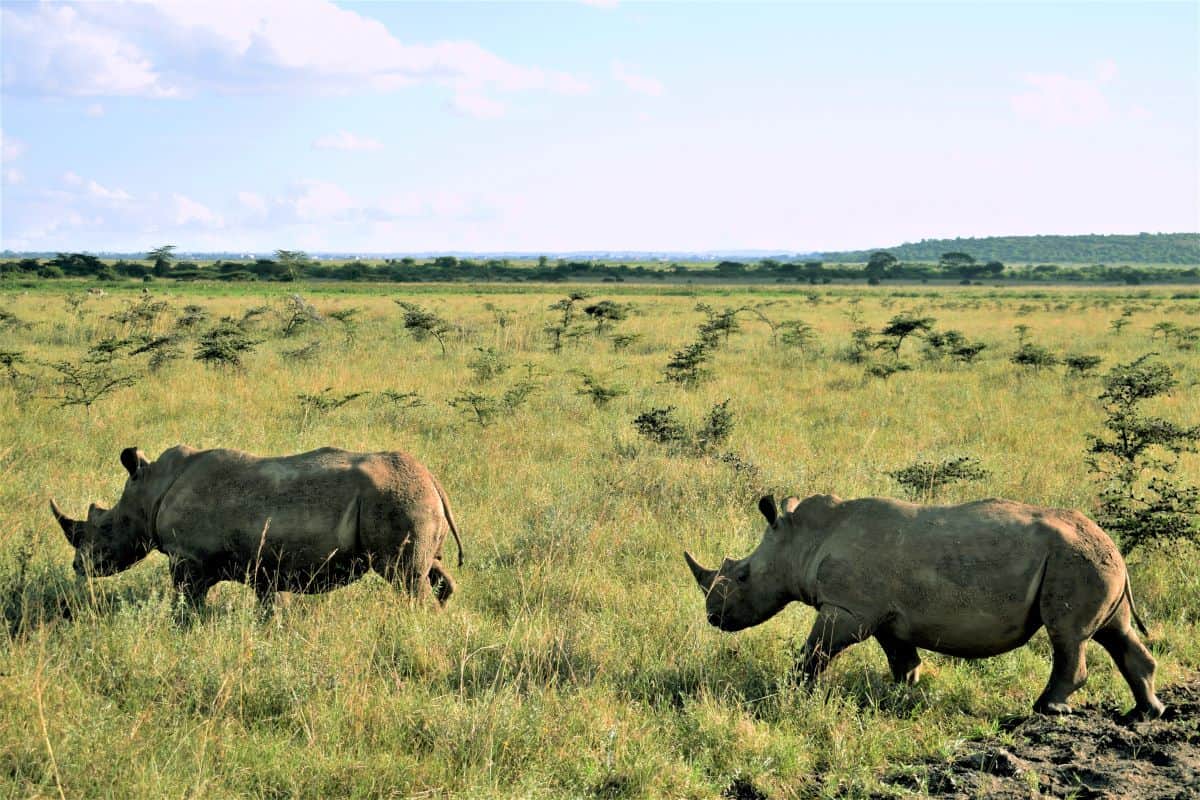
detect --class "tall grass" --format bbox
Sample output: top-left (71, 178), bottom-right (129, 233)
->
top-left (1, 282), bottom-right (1197, 798)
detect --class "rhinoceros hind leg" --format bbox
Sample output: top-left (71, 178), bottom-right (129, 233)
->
top-left (1093, 609), bottom-right (1165, 721)
top-left (794, 605), bottom-right (871, 684)
top-left (875, 630), bottom-right (921, 685)
top-left (1033, 634), bottom-right (1088, 716)
top-left (428, 560), bottom-right (455, 607)
top-left (379, 556), bottom-right (432, 603)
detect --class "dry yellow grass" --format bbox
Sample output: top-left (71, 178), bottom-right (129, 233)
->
top-left (1, 280), bottom-right (1197, 798)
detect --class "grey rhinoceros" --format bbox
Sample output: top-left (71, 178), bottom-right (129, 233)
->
top-left (685, 494), bottom-right (1164, 720)
top-left (51, 445), bottom-right (463, 609)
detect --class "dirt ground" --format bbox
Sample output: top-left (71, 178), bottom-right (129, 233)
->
top-left (721, 679), bottom-right (1200, 799)
top-left (876, 679), bottom-right (1200, 799)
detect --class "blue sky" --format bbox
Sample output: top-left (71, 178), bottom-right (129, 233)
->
top-left (1, 1), bottom-right (1196, 254)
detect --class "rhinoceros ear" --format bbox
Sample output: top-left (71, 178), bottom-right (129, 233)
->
top-left (120, 447), bottom-right (150, 480)
top-left (781, 496), bottom-right (801, 515)
top-left (758, 495), bottom-right (778, 526)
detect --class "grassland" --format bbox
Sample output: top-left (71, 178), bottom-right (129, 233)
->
top-left (1, 280), bottom-right (1198, 798)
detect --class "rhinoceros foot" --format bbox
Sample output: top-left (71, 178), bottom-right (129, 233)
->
top-left (1119, 699), bottom-right (1167, 724)
top-left (1033, 700), bottom-right (1074, 716)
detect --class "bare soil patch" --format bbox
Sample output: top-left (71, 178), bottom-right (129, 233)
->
top-left (877, 678), bottom-right (1200, 798)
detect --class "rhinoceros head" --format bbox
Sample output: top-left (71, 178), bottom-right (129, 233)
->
top-left (51, 447), bottom-right (157, 576)
top-left (684, 495), bottom-right (799, 632)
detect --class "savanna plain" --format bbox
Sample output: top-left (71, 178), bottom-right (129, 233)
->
top-left (1, 280), bottom-right (1198, 799)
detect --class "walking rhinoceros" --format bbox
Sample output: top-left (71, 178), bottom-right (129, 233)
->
top-left (684, 494), bottom-right (1164, 720)
top-left (52, 445), bottom-right (463, 610)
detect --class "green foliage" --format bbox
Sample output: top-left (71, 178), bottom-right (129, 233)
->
top-left (633, 400), bottom-right (734, 456)
top-left (108, 293), bottom-right (170, 332)
top-left (1087, 355), bottom-right (1200, 552)
top-left (297, 388), bottom-right (369, 430)
top-left (467, 347), bottom-right (511, 383)
top-left (575, 373), bottom-right (628, 407)
top-left (631, 406), bottom-right (689, 446)
top-left (41, 339), bottom-right (141, 410)
top-left (1064, 354), bottom-right (1104, 376)
top-left (326, 307), bottom-right (361, 344)
top-left (281, 340), bottom-right (322, 363)
top-left (888, 456), bottom-right (990, 502)
top-left (583, 300), bottom-right (629, 333)
top-left (695, 303), bottom-right (743, 347)
top-left (820, 232), bottom-right (1200, 265)
top-left (876, 313), bottom-right (935, 357)
top-left (663, 340), bottom-right (714, 387)
top-left (195, 320), bottom-right (260, 368)
top-left (1011, 342), bottom-right (1060, 370)
top-left (146, 244), bottom-right (176, 277)
top-left (278, 293), bottom-right (323, 337)
top-left (778, 320), bottom-right (817, 352)
top-left (450, 370), bottom-right (541, 427)
top-left (866, 361), bottom-right (912, 380)
top-left (397, 301), bottom-right (452, 355)
top-left (695, 399), bottom-right (734, 453)
top-left (128, 333), bottom-right (185, 372)
top-left (175, 304), bottom-right (210, 330)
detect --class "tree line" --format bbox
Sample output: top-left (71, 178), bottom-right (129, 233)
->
top-left (3, 245), bottom-right (1199, 285)
top-left (820, 233), bottom-right (1200, 265)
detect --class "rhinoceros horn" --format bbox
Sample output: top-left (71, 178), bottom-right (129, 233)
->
top-left (50, 498), bottom-right (85, 547)
top-left (684, 550), bottom-right (717, 592)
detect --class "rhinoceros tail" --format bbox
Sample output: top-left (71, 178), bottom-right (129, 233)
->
top-left (1124, 573), bottom-right (1149, 638)
top-left (432, 473), bottom-right (463, 568)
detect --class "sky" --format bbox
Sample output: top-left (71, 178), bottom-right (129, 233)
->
top-left (0, 0), bottom-right (1197, 255)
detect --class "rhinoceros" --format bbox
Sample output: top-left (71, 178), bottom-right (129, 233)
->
top-left (684, 494), bottom-right (1164, 720)
top-left (51, 445), bottom-right (463, 610)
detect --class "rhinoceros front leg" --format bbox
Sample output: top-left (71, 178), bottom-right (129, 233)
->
top-left (874, 629), bottom-right (922, 685)
top-left (794, 605), bottom-right (872, 684)
top-left (170, 557), bottom-right (214, 613)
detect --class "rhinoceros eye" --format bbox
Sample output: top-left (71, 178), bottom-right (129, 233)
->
top-left (736, 569), bottom-right (749, 584)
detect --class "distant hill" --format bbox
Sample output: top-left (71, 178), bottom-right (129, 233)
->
top-left (818, 233), bottom-right (1200, 265)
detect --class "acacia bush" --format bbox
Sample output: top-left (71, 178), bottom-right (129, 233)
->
top-left (1087, 355), bottom-right (1200, 552)
top-left (888, 456), bottom-right (989, 502)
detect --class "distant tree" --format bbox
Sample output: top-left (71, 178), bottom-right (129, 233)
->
top-left (876, 312), bottom-right (935, 357)
top-left (146, 245), bottom-right (176, 277)
top-left (274, 250), bottom-right (312, 281)
top-left (864, 252), bottom-right (897, 284)
top-left (583, 300), bottom-right (628, 334)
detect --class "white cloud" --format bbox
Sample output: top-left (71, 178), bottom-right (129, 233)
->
top-left (611, 61), bottom-right (664, 97)
top-left (87, 179), bottom-right (132, 202)
top-left (1, 4), bottom-right (177, 97)
top-left (173, 193), bottom-right (222, 226)
top-left (4, 167), bottom-right (24, 185)
top-left (60, 170), bottom-right (131, 201)
top-left (313, 130), bottom-right (384, 151)
top-left (290, 180), bottom-right (357, 222)
top-left (238, 190), bottom-right (268, 214)
top-left (449, 92), bottom-right (505, 119)
top-left (1011, 61), bottom-right (1118, 126)
top-left (86, 103), bottom-right (105, 117)
top-left (1, 129), bottom-right (25, 161)
top-left (581, 0), bottom-right (620, 8)
top-left (1011, 74), bottom-right (1109, 125)
top-left (2, 1), bottom-right (588, 105)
